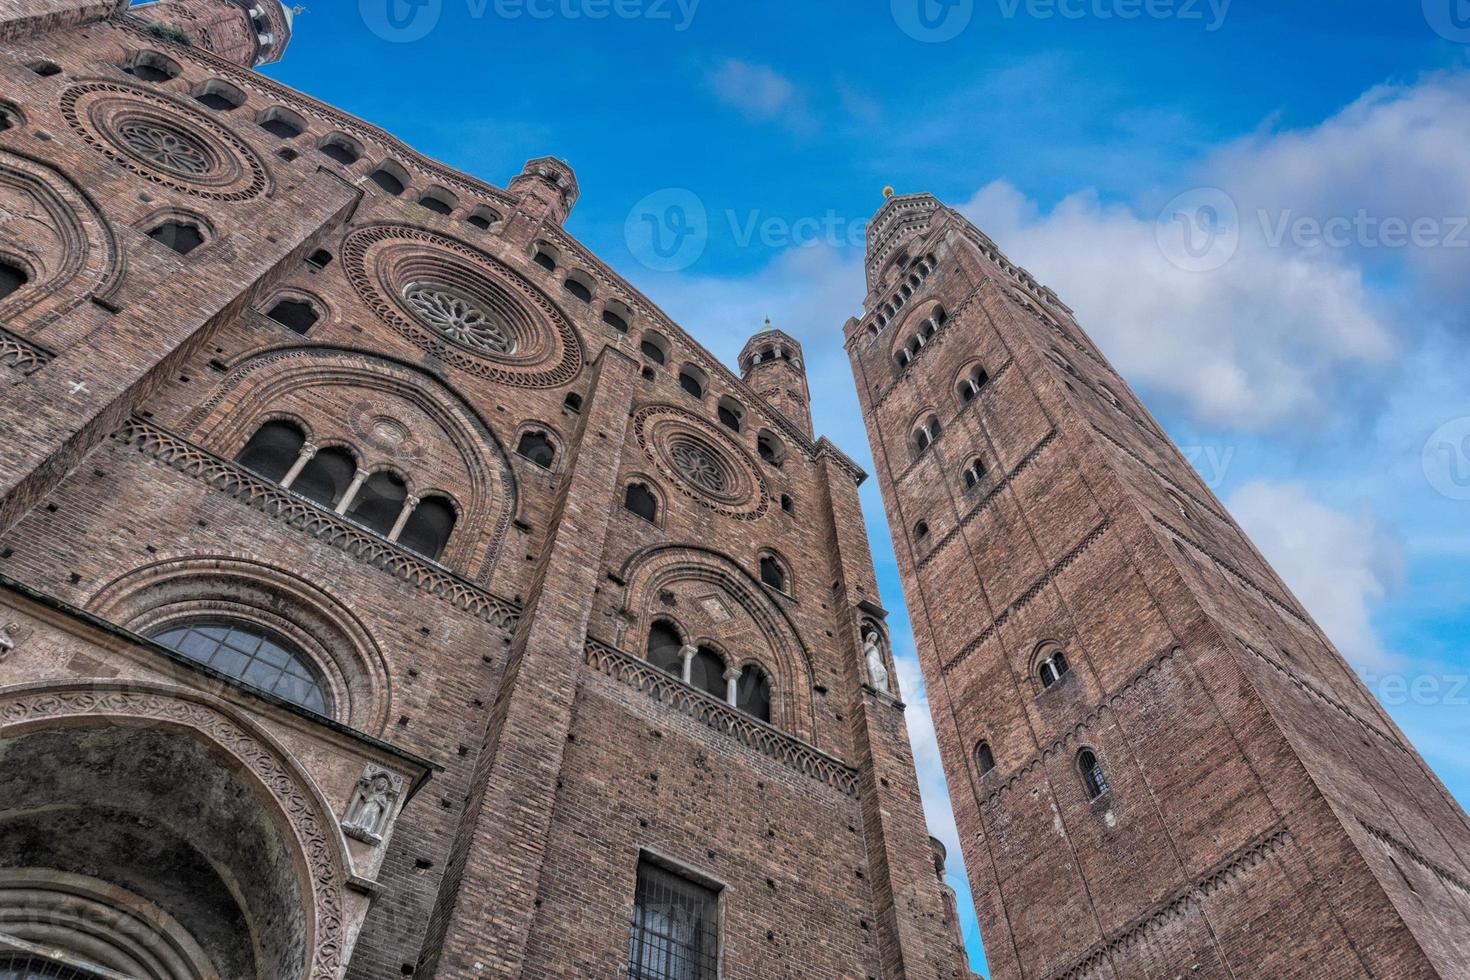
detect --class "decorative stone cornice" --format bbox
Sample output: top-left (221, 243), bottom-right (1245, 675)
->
top-left (584, 638), bottom-right (859, 796)
top-left (1361, 820), bottom-right (1470, 898)
top-left (113, 417), bottom-right (521, 630)
top-left (941, 520), bottom-right (1111, 676)
top-left (0, 326), bottom-right (52, 376)
top-left (1043, 825), bottom-right (1294, 980)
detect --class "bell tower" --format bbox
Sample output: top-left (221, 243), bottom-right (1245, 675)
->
top-left (740, 320), bottom-right (812, 437)
top-left (129, 0), bottom-right (294, 67)
top-left (847, 190), bottom-right (1470, 979)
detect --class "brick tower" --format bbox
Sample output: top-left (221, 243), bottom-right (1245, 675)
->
top-left (130, 0), bottom-right (294, 66)
top-left (0, 7), bottom-right (974, 979)
top-left (847, 192), bottom-right (1470, 978)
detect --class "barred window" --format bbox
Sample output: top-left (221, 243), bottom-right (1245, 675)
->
top-left (628, 860), bottom-right (720, 980)
top-left (1079, 748), bottom-right (1110, 800)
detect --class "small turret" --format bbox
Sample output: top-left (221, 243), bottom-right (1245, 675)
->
top-left (130, 0), bottom-right (295, 68)
top-left (740, 319), bottom-right (811, 437)
top-left (508, 157), bottom-right (579, 226)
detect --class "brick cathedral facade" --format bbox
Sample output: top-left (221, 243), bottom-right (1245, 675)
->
top-left (1, 4), bottom-right (1467, 980)
top-left (0, 3), bottom-right (975, 978)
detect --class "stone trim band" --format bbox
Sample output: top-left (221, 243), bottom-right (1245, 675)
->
top-left (113, 417), bottom-right (521, 631)
top-left (584, 638), bottom-right (859, 796)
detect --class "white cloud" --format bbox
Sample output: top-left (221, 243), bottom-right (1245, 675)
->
top-left (706, 59), bottom-right (808, 129)
top-left (1227, 480), bottom-right (1405, 670)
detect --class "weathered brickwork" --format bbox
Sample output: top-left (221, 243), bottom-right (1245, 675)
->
top-left (0, 5), bottom-right (971, 979)
top-left (847, 193), bottom-right (1470, 979)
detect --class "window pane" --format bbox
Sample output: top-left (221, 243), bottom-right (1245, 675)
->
top-left (628, 861), bottom-right (719, 980)
top-left (150, 620), bottom-right (327, 714)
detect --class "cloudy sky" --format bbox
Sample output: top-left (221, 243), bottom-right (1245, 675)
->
top-left (261, 1), bottom-right (1470, 971)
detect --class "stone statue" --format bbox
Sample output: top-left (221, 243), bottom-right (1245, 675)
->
top-left (863, 630), bottom-right (890, 694)
top-left (343, 766), bottom-right (401, 844)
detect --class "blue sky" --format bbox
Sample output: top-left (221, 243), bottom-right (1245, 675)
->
top-left (254, 1), bottom-right (1470, 972)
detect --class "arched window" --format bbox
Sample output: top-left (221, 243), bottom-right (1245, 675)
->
top-left (345, 470), bottom-right (408, 536)
top-left (121, 52), bottom-right (179, 82)
top-left (398, 496), bottom-right (456, 561)
top-left (265, 298), bottom-right (318, 334)
top-left (1038, 648), bottom-right (1070, 689)
top-left (292, 446), bottom-right (357, 509)
top-left (1048, 347), bottom-right (1078, 377)
top-left (195, 81), bottom-right (244, 111)
top-left (647, 621), bottom-right (684, 676)
top-left (736, 664), bottom-right (771, 722)
top-left (640, 331), bottom-right (669, 365)
top-left (625, 482), bottom-right (658, 523)
top-left (319, 134), bottom-right (362, 165)
top-left (150, 620), bottom-right (327, 713)
top-left (780, 494), bottom-right (794, 515)
top-left (466, 206), bottom-right (500, 231)
top-left (148, 221), bottom-right (204, 255)
top-left (601, 306), bottom-right (629, 333)
top-left (516, 431), bottom-right (556, 469)
top-left (759, 554), bottom-right (787, 592)
top-left (717, 398), bottom-right (744, 433)
top-left (259, 108), bottom-right (305, 140)
top-left (963, 458), bottom-right (986, 489)
top-left (306, 249), bottom-right (333, 269)
top-left (1166, 490), bottom-right (1191, 522)
top-left (913, 415), bottom-right (940, 455)
top-left (563, 275), bottom-right (593, 303)
top-left (563, 392), bottom-right (583, 413)
top-left (368, 164), bottom-right (407, 196)
top-left (418, 189), bottom-right (456, 215)
top-left (914, 520), bottom-right (930, 541)
top-left (533, 245), bottom-right (557, 271)
top-left (0, 261), bottom-right (26, 300)
top-left (1078, 749), bottom-right (1110, 800)
top-left (957, 365), bottom-right (989, 404)
top-left (234, 420), bottom-right (306, 482)
top-left (678, 364), bottom-right (707, 399)
top-left (976, 741), bottom-right (996, 775)
top-left (757, 431), bottom-right (785, 467)
top-left (26, 60), bottom-right (62, 77)
top-left (688, 646), bottom-right (726, 699)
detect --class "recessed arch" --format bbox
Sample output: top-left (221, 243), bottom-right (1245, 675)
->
top-left (184, 346), bottom-right (517, 582)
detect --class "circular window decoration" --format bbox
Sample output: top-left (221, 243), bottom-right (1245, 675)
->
top-left (343, 224), bottom-right (583, 388)
top-left (635, 404), bottom-right (769, 520)
top-left (404, 281), bottom-right (515, 354)
top-left (60, 81), bottom-right (268, 201)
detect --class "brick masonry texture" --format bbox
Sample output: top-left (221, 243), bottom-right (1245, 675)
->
top-left (846, 194), bottom-right (1470, 979)
top-left (0, 5), bottom-right (973, 979)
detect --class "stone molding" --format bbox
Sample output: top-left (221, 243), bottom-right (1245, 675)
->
top-left (113, 417), bottom-right (521, 631)
top-left (1235, 638), bottom-right (1406, 754)
top-left (942, 520), bottom-right (1111, 676)
top-left (1361, 820), bottom-right (1470, 899)
top-left (584, 638), bottom-right (858, 796)
top-left (914, 421), bottom-right (1049, 570)
top-left (1156, 515), bottom-right (1309, 628)
top-left (0, 681), bottom-right (350, 980)
top-left (1042, 825), bottom-right (1294, 980)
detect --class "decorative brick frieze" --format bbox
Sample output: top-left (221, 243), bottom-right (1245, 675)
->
top-left (1157, 514), bottom-right (1309, 627)
top-left (0, 326), bottom-right (52, 376)
top-left (113, 417), bottom-right (521, 630)
top-left (584, 638), bottom-right (859, 796)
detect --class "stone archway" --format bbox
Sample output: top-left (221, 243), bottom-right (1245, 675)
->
top-left (0, 682), bottom-right (351, 979)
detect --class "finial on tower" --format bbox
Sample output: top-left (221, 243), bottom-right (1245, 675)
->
top-left (883, 185), bottom-right (895, 199)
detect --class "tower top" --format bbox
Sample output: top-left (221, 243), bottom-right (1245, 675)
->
top-left (739, 322), bottom-right (804, 373)
top-left (864, 192), bottom-right (942, 288)
top-left (131, 0), bottom-right (295, 67)
top-left (508, 156), bottom-right (579, 225)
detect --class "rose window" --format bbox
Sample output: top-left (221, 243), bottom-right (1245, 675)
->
top-left (670, 440), bottom-right (729, 495)
top-left (403, 282), bottom-right (515, 354)
top-left (118, 121), bottom-right (210, 175)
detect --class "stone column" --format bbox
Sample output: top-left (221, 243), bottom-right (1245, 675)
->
top-left (279, 442), bottom-right (317, 490)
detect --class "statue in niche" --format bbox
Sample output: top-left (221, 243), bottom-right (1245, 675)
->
top-left (343, 765), bottom-right (401, 844)
top-left (0, 623), bottom-right (28, 662)
top-left (863, 629), bottom-right (891, 694)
